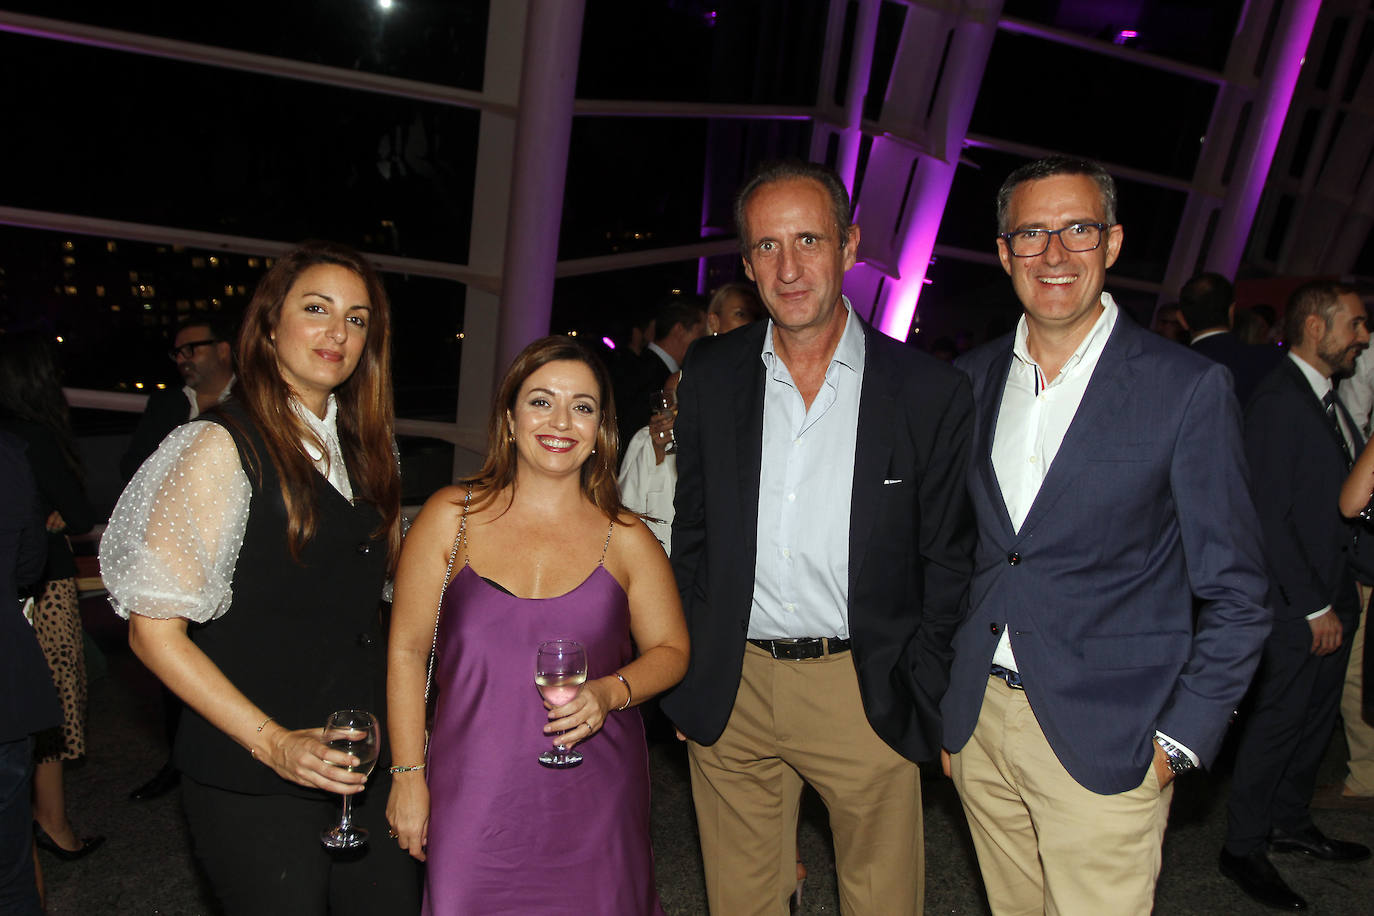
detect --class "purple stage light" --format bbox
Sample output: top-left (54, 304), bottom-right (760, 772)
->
top-left (601, 337), bottom-right (616, 350)
top-left (1113, 29), bottom-right (1138, 45)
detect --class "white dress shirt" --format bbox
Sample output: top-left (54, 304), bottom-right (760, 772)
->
top-left (748, 302), bottom-right (864, 640)
top-left (990, 294), bottom-right (1118, 670)
top-left (645, 341), bottom-right (680, 375)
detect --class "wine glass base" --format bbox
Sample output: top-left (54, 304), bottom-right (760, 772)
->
top-left (538, 748), bottom-right (584, 768)
top-left (320, 826), bottom-right (370, 849)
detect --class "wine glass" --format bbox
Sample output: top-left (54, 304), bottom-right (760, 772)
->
top-left (651, 389), bottom-right (678, 454)
top-left (535, 640), bottom-right (588, 768)
top-left (319, 709), bottom-right (380, 849)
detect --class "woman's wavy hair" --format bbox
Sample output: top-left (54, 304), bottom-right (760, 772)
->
top-left (230, 240), bottom-right (401, 569)
top-left (0, 331), bottom-right (83, 482)
top-left (461, 336), bottom-right (627, 521)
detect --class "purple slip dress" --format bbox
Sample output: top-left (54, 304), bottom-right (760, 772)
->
top-left (421, 517), bottom-right (664, 916)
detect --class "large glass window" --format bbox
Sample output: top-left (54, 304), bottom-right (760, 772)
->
top-left (0, 224), bottom-right (462, 417)
top-left (0, 32), bottom-right (480, 262)
top-left (578, 0), bottom-right (829, 105)
top-left (1, 0), bottom-right (489, 90)
top-left (971, 32), bottom-right (1217, 180)
top-left (1000, 0), bottom-right (1245, 71)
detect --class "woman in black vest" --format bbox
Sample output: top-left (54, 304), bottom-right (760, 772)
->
top-left (101, 241), bottom-right (420, 915)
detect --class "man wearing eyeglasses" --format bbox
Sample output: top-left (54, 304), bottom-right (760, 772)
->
top-left (939, 156), bottom-right (1270, 914)
top-left (119, 317), bottom-right (236, 482)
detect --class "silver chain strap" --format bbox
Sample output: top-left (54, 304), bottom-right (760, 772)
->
top-left (423, 485), bottom-right (471, 711)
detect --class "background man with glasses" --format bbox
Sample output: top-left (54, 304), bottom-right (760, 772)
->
top-left (119, 316), bottom-right (236, 482)
top-left (940, 156), bottom-right (1270, 914)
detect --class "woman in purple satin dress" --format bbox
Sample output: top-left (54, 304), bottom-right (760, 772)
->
top-left (385, 337), bottom-right (688, 915)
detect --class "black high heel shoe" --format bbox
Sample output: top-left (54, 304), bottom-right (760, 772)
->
top-left (33, 823), bottom-right (105, 861)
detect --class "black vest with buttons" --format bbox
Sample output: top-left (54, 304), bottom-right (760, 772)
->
top-left (173, 401), bottom-right (390, 797)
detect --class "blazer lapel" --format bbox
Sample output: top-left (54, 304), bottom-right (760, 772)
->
top-left (848, 324), bottom-right (895, 593)
top-left (1014, 317), bottom-right (1138, 540)
top-left (973, 344), bottom-right (1017, 541)
top-left (734, 326), bottom-right (767, 565)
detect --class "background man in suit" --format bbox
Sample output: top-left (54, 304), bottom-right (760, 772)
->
top-left (662, 160), bottom-right (974, 916)
top-left (613, 295), bottom-right (705, 455)
top-left (1221, 281), bottom-right (1372, 910)
top-left (941, 156), bottom-right (1271, 915)
top-left (0, 432), bottom-right (61, 915)
top-left (119, 316), bottom-right (236, 481)
top-left (1177, 271), bottom-right (1282, 405)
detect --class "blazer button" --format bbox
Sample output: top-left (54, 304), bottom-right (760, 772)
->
top-left (357, 542), bottom-right (372, 555)
top-left (356, 633), bottom-right (375, 648)
top-left (990, 623), bottom-right (1000, 635)
top-left (1007, 552), bottom-right (1021, 566)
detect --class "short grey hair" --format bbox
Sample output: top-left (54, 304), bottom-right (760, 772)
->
top-left (996, 156), bottom-right (1118, 233)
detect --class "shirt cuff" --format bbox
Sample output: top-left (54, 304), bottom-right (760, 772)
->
top-left (1154, 730), bottom-right (1199, 767)
top-left (1306, 606), bottom-right (1333, 621)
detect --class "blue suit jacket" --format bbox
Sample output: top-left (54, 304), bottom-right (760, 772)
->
top-left (941, 313), bottom-right (1271, 794)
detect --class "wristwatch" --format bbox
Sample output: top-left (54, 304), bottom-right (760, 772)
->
top-left (1154, 735), bottom-right (1197, 776)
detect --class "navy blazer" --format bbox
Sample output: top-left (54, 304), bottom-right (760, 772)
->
top-left (1245, 356), bottom-right (1367, 624)
top-left (661, 317), bottom-right (976, 763)
top-left (941, 313), bottom-right (1271, 794)
top-left (1191, 331), bottom-right (1283, 406)
top-left (1, 431), bottom-right (62, 744)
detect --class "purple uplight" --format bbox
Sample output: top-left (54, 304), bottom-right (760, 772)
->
top-left (1113, 30), bottom-right (1138, 45)
top-left (602, 336), bottom-right (616, 350)
top-left (704, 11), bottom-right (718, 27)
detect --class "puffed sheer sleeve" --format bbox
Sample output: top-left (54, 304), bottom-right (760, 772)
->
top-left (101, 421), bottom-right (251, 622)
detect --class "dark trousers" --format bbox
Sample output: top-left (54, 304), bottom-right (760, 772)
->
top-left (0, 737), bottom-right (40, 916)
top-left (182, 775), bottom-right (421, 916)
top-left (1225, 614), bottom-right (1355, 855)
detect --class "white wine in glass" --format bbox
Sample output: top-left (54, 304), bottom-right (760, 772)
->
top-left (535, 640), bottom-right (588, 768)
top-left (320, 709), bottom-right (380, 849)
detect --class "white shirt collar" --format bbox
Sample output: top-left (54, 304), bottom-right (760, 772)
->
top-left (1289, 350), bottom-right (1333, 400)
top-left (1011, 292), bottom-right (1118, 384)
top-left (760, 296), bottom-right (864, 373)
top-left (646, 340), bottom-right (680, 374)
top-left (290, 394), bottom-right (353, 500)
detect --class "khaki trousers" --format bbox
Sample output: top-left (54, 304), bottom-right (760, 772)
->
top-left (950, 676), bottom-right (1173, 916)
top-left (1344, 589), bottom-right (1374, 795)
top-left (688, 642), bottom-right (923, 916)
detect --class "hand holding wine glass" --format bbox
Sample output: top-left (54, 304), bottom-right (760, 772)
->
top-left (535, 640), bottom-right (588, 768)
top-left (650, 389), bottom-right (678, 455)
top-left (320, 709), bottom-right (380, 848)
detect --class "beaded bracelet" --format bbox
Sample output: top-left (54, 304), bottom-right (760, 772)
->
top-left (613, 672), bottom-right (632, 711)
top-left (389, 764), bottom-right (427, 774)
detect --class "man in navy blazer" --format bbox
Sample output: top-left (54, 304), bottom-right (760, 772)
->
top-left (1220, 281), bottom-right (1373, 910)
top-left (1, 432), bottom-right (60, 915)
top-left (940, 157), bottom-right (1270, 915)
top-left (663, 160), bottom-right (975, 915)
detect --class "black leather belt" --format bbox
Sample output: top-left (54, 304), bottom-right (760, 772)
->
top-left (990, 664), bottom-right (1024, 690)
top-left (747, 637), bottom-right (851, 660)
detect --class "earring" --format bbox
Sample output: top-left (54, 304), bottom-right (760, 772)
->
top-left (591, 447), bottom-right (597, 454)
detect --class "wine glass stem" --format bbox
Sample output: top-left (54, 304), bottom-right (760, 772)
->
top-left (339, 793), bottom-right (353, 830)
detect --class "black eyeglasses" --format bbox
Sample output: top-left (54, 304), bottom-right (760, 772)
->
top-left (168, 339), bottom-right (219, 361)
top-left (998, 222), bottom-right (1109, 258)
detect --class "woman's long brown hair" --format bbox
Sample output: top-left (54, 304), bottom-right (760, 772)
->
top-left (461, 336), bottom-right (627, 522)
top-left (231, 241), bottom-right (401, 569)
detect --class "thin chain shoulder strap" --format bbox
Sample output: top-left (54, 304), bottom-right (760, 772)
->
top-left (598, 517), bottom-right (614, 566)
top-left (424, 485), bottom-right (472, 708)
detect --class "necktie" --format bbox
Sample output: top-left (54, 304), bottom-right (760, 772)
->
top-left (1324, 390), bottom-right (1353, 468)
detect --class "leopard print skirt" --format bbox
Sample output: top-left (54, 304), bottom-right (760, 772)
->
top-left (32, 577), bottom-right (88, 763)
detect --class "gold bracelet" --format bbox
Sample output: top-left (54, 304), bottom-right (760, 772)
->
top-left (255, 715), bottom-right (274, 733)
top-left (389, 764), bottom-right (426, 774)
top-left (614, 672), bottom-right (632, 711)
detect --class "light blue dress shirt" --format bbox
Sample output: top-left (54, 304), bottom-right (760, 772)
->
top-left (748, 302), bottom-right (865, 640)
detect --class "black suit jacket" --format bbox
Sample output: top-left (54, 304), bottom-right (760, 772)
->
top-left (0, 431), bottom-right (61, 743)
top-left (613, 348), bottom-right (674, 457)
top-left (660, 317), bottom-right (976, 762)
top-left (1246, 357), bottom-right (1368, 624)
top-left (1191, 331), bottom-right (1283, 406)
